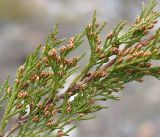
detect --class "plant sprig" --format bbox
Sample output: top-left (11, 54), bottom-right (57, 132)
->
top-left (0, 0), bottom-right (160, 136)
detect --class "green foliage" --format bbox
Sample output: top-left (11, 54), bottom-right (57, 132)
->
top-left (0, 0), bottom-right (160, 136)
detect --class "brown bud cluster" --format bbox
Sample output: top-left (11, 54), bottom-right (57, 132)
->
top-left (7, 87), bottom-right (12, 95)
top-left (60, 46), bottom-right (66, 53)
top-left (135, 15), bottom-right (141, 24)
top-left (133, 51), bottom-right (143, 57)
top-left (95, 47), bottom-right (101, 53)
top-left (95, 35), bottom-right (101, 45)
top-left (66, 101), bottom-right (71, 114)
top-left (16, 103), bottom-right (22, 109)
top-left (95, 46), bottom-right (106, 59)
top-left (51, 109), bottom-right (57, 116)
top-left (120, 48), bottom-right (131, 56)
top-left (126, 55), bottom-right (133, 61)
top-left (17, 91), bottom-right (28, 99)
top-left (88, 99), bottom-right (95, 105)
top-left (67, 37), bottom-right (74, 50)
top-left (98, 53), bottom-right (106, 59)
top-left (87, 24), bottom-right (92, 29)
top-left (43, 103), bottom-right (55, 118)
top-left (19, 65), bottom-right (25, 74)
top-left (107, 32), bottom-right (113, 39)
top-left (145, 62), bottom-right (152, 67)
top-left (148, 25), bottom-right (154, 30)
top-left (134, 14), bottom-right (159, 36)
top-left (48, 48), bottom-right (57, 58)
top-left (37, 102), bottom-right (43, 109)
top-left (111, 47), bottom-right (119, 54)
top-left (143, 30), bottom-right (149, 35)
top-left (134, 44), bottom-right (143, 50)
top-left (153, 20), bottom-right (158, 24)
top-left (56, 56), bottom-right (61, 64)
top-left (46, 119), bottom-right (53, 127)
top-left (40, 71), bottom-right (51, 78)
top-left (95, 23), bottom-right (99, 28)
top-left (32, 115), bottom-right (39, 122)
top-left (124, 49), bottom-right (151, 62)
top-left (21, 80), bottom-right (30, 89)
top-left (57, 130), bottom-right (64, 137)
top-left (57, 71), bottom-right (64, 77)
top-left (63, 57), bottom-right (78, 67)
top-left (44, 111), bottom-right (51, 117)
top-left (15, 79), bottom-right (20, 85)
top-left (29, 101), bottom-right (34, 109)
top-left (143, 51), bottom-right (152, 57)
top-left (30, 74), bottom-right (39, 82)
top-left (42, 57), bottom-right (49, 67)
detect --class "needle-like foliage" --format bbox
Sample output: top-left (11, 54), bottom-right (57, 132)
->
top-left (0, 0), bottom-right (160, 136)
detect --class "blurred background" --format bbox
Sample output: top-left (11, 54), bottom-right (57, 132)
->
top-left (0, 0), bottom-right (160, 137)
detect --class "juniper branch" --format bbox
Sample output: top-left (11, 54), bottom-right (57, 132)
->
top-left (0, 0), bottom-right (160, 137)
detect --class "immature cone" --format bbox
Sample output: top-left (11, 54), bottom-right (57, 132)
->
top-left (135, 15), bottom-right (141, 24)
top-left (69, 37), bottom-right (74, 43)
top-left (66, 102), bottom-right (71, 113)
top-left (15, 79), bottom-right (20, 84)
top-left (29, 101), bottom-right (34, 109)
top-left (143, 30), bottom-right (149, 35)
top-left (60, 46), bottom-right (66, 53)
top-left (17, 91), bottom-right (28, 98)
top-left (37, 102), bottom-right (43, 109)
top-left (111, 47), bottom-right (119, 54)
top-left (57, 71), bottom-right (64, 77)
top-left (46, 119), bottom-right (52, 127)
top-left (107, 32), bottom-right (113, 39)
top-left (51, 109), bottom-right (57, 116)
top-left (56, 56), bottom-right (61, 64)
top-left (67, 43), bottom-right (74, 49)
top-left (67, 37), bottom-right (74, 49)
top-left (146, 62), bottom-right (152, 67)
top-left (32, 115), bottom-right (39, 122)
top-left (57, 130), bottom-right (63, 137)
top-left (42, 57), bottom-right (49, 67)
top-left (48, 48), bottom-right (57, 58)
top-left (95, 47), bottom-right (101, 53)
top-left (16, 103), bottom-right (22, 109)
top-left (153, 20), bottom-right (158, 24)
top-left (19, 65), bottom-right (25, 74)
top-left (87, 24), bottom-right (92, 29)
top-left (7, 87), bottom-right (11, 95)
top-left (40, 71), bottom-right (50, 78)
top-left (96, 36), bottom-right (101, 45)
